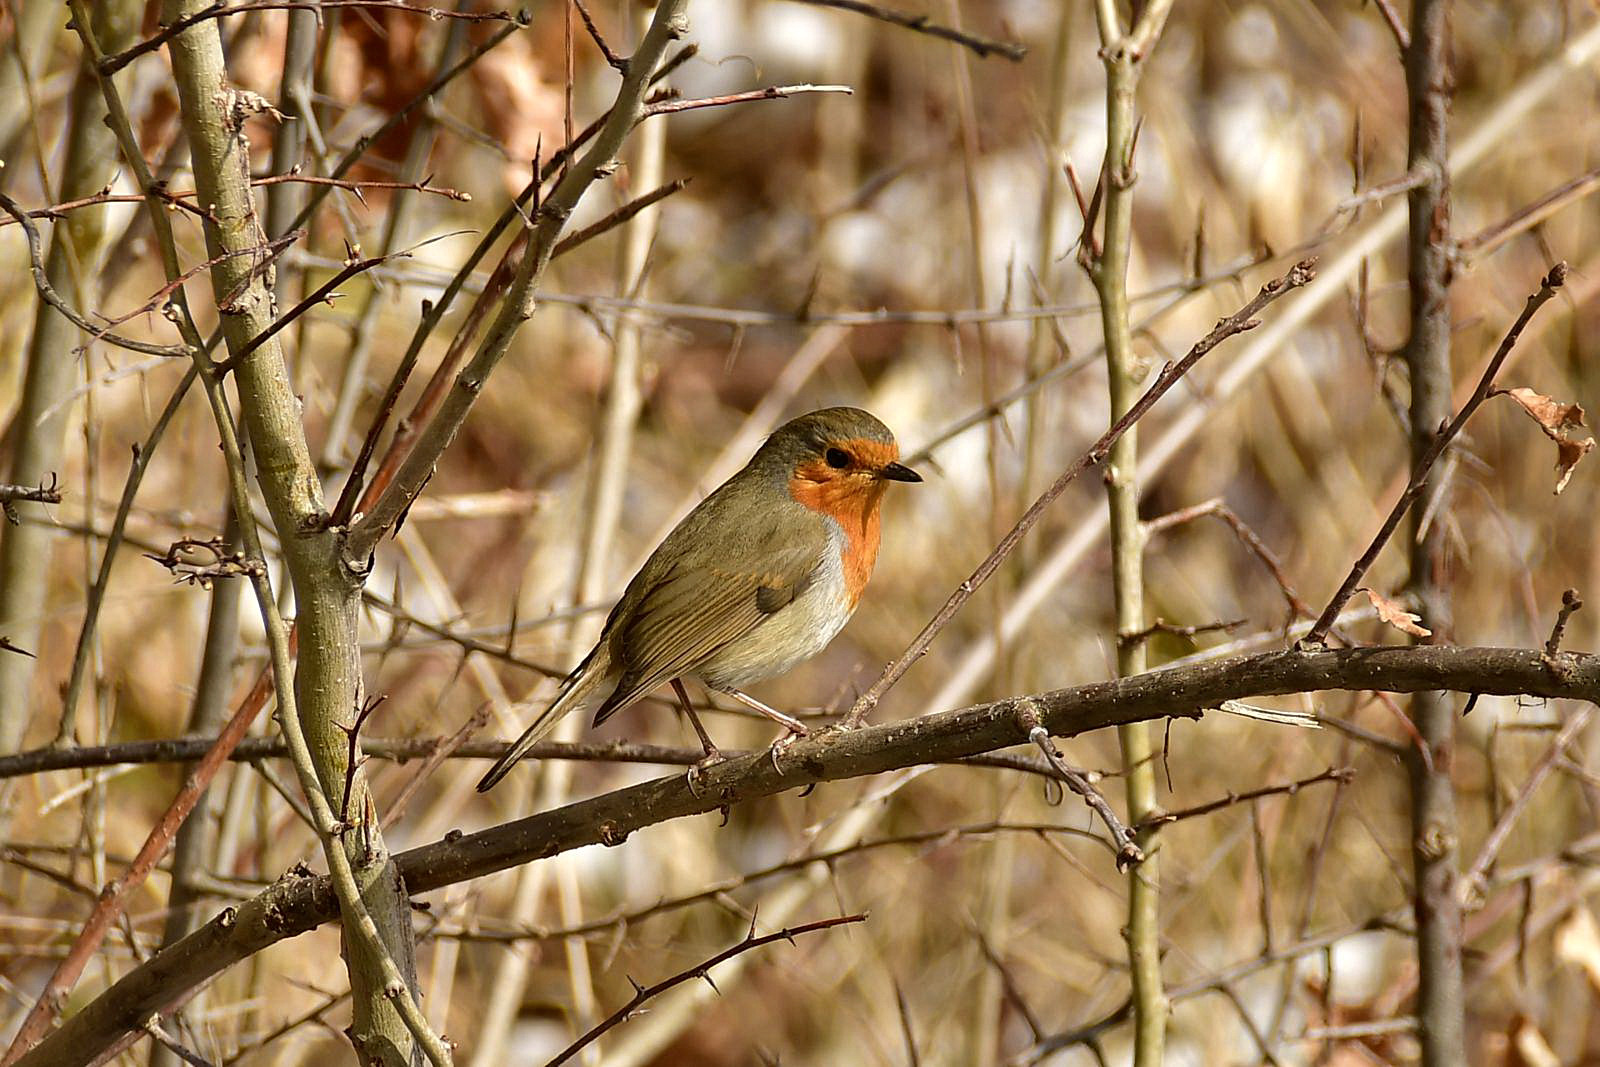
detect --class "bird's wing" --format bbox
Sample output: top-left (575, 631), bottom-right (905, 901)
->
top-left (591, 535), bottom-right (824, 727)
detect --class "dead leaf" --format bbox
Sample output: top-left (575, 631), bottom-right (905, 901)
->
top-left (1502, 386), bottom-right (1596, 494)
top-left (1555, 436), bottom-right (1595, 495)
top-left (1505, 386), bottom-right (1588, 437)
top-left (1362, 588), bottom-right (1432, 638)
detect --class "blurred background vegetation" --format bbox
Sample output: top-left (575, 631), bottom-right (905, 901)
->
top-left (2, 1), bottom-right (1598, 1064)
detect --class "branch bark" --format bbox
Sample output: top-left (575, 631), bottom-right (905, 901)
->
top-left (1085, 7), bottom-right (1174, 1059)
top-left (19, 644), bottom-right (1599, 1067)
top-left (1402, 3), bottom-right (1465, 1064)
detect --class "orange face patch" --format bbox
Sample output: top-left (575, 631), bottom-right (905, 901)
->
top-left (787, 437), bottom-right (900, 605)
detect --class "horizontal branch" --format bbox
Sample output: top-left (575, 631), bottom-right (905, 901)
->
top-left (0, 736), bottom-right (705, 779)
top-left (21, 644), bottom-right (1599, 1066)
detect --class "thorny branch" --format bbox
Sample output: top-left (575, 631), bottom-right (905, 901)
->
top-left (543, 914), bottom-right (867, 1066)
top-left (0, 188), bottom-right (188, 357)
top-left (794, 0), bottom-right (1025, 60)
top-left (98, 0), bottom-right (528, 76)
top-left (0, 475), bottom-right (62, 523)
top-left (1300, 262), bottom-right (1569, 647)
top-left (19, 643), bottom-right (1600, 1067)
top-left (842, 258), bottom-right (1317, 728)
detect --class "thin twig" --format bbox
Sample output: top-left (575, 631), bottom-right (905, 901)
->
top-left (549, 178), bottom-right (687, 258)
top-left (100, 1), bottom-right (526, 75)
top-left (570, 0), bottom-right (624, 71)
top-left (0, 188), bottom-right (189, 357)
top-left (1019, 714), bottom-right (1142, 869)
top-left (0, 656), bottom-right (277, 1062)
top-left (58, 367), bottom-right (199, 744)
top-left (216, 248), bottom-right (399, 373)
top-left (1543, 589), bottom-right (1583, 656)
top-left (1138, 768), bottom-right (1355, 829)
top-left (327, 50), bottom-right (695, 527)
top-left (1370, 0), bottom-right (1411, 49)
top-left (641, 83), bottom-right (853, 116)
top-left (19, 645), bottom-right (1600, 1066)
top-left (1458, 165), bottom-right (1600, 259)
top-left (542, 914), bottom-right (867, 1067)
top-left (1459, 704), bottom-right (1594, 904)
top-left (0, 477), bottom-right (63, 516)
top-left (792, 0), bottom-right (1024, 60)
top-left (1300, 262), bottom-right (1569, 647)
top-left (842, 258), bottom-right (1317, 728)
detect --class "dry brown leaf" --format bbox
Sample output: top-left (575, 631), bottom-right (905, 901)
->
top-left (1505, 386), bottom-right (1588, 438)
top-left (1555, 435), bottom-right (1596, 495)
top-left (1362, 587), bottom-right (1432, 638)
top-left (1503, 386), bottom-right (1596, 494)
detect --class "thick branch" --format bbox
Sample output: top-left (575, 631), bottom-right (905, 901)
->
top-left (21, 644), bottom-right (1599, 1067)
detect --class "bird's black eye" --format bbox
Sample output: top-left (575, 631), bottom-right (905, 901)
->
top-left (825, 447), bottom-right (851, 469)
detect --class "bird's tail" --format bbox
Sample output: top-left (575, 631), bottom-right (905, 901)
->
top-left (477, 659), bottom-right (609, 792)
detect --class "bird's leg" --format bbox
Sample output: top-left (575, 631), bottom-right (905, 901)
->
top-left (717, 686), bottom-right (808, 770)
top-left (673, 678), bottom-right (723, 795)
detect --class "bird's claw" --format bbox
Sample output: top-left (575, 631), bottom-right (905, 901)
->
top-left (686, 748), bottom-right (726, 798)
top-left (767, 724), bottom-right (808, 772)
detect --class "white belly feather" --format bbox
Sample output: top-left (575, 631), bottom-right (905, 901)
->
top-left (697, 520), bottom-right (854, 690)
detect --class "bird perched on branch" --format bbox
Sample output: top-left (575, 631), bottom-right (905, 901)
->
top-left (478, 407), bottom-right (920, 791)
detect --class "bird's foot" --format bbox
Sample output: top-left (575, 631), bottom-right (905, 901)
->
top-left (686, 746), bottom-right (726, 798)
top-left (767, 722), bottom-right (808, 773)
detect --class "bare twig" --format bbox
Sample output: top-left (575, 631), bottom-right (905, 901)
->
top-left (0, 656), bottom-right (277, 1063)
top-left (0, 188), bottom-right (188, 357)
top-left (1371, 0), bottom-right (1411, 50)
top-left (329, 48), bottom-right (696, 528)
top-left (0, 476), bottom-right (63, 516)
top-left (791, 0), bottom-right (1024, 60)
top-left (1458, 165), bottom-right (1600, 259)
top-left (0, 734), bottom-right (705, 779)
top-left (842, 258), bottom-right (1317, 728)
top-left (1300, 262), bottom-right (1569, 648)
top-left (343, 0), bottom-right (692, 561)
top-left (1016, 704), bottom-right (1142, 869)
top-left (549, 178), bottom-right (687, 258)
top-left (17, 644), bottom-right (1600, 1066)
top-left (641, 83), bottom-right (853, 116)
top-left (215, 246), bottom-right (400, 373)
top-left (1459, 705), bottom-right (1594, 905)
top-left (1119, 617), bottom-right (1248, 651)
top-left (338, 695), bottom-right (387, 827)
top-left (0, 637), bottom-right (36, 658)
top-left (99, 1), bottom-right (527, 75)
top-left (1542, 588), bottom-right (1583, 657)
top-left (571, 0), bottom-right (625, 71)
top-left (59, 368), bottom-right (199, 744)
top-left (542, 914), bottom-right (867, 1066)
top-left (1139, 768), bottom-right (1354, 829)
top-left (249, 171), bottom-right (472, 201)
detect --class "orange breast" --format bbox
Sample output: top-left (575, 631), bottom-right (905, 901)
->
top-left (788, 466), bottom-right (886, 607)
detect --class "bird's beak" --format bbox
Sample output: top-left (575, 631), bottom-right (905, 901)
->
top-left (879, 461), bottom-right (922, 483)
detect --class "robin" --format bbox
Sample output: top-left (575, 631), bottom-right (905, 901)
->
top-left (478, 406), bottom-right (920, 791)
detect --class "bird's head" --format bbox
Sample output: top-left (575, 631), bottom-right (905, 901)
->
top-left (758, 407), bottom-right (921, 522)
